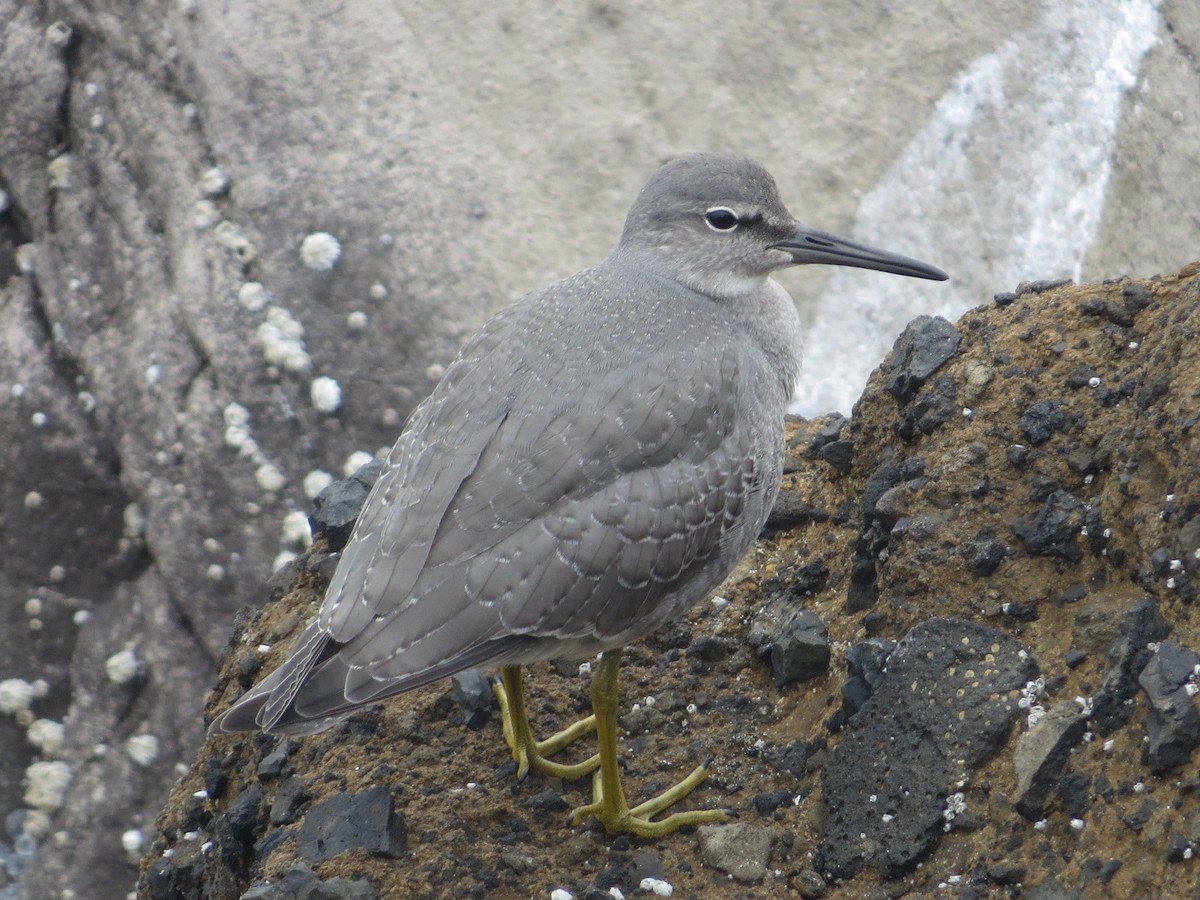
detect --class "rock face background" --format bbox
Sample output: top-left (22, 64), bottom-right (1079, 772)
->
top-left (1, 2), bottom-right (1199, 899)
top-left (140, 267), bottom-right (1200, 899)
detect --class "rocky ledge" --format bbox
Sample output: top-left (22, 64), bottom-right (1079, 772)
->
top-left (140, 264), bottom-right (1200, 899)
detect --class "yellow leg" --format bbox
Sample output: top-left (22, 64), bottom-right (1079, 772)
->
top-left (494, 665), bottom-right (600, 781)
top-left (569, 649), bottom-right (733, 837)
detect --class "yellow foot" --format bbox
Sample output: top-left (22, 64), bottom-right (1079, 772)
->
top-left (569, 757), bottom-right (734, 838)
top-left (493, 667), bottom-right (601, 781)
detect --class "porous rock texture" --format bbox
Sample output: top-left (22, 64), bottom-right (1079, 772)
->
top-left (138, 265), bottom-right (1200, 899)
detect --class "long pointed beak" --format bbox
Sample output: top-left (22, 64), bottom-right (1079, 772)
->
top-left (770, 225), bottom-right (948, 281)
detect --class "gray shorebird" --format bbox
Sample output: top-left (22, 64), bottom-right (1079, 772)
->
top-left (211, 153), bottom-right (947, 837)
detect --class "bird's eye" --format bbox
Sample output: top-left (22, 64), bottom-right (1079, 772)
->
top-left (704, 207), bottom-right (740, 232)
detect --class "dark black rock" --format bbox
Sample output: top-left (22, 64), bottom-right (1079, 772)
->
top-left (789, 561), bottom-right (830, 598)
top-left (202, 757), bottom-right (229, 799)
top-left (1002, 599), bottom-right (1039, 621)
top-left (815, 619), bottom-right (1035, 880)
top-left (1137, 642), bottom-right (1200, 774)
top-left (988, 864), bottom-right (1026, 886)
top-left (1122, 282), bottom-right (1154, 309)
top-left (1092, 597), bottom-right (1170, 735)
top-left (863, 462), bottom-right (903, 519)
top-left (816, 439), bottom-right (854, 475)
top-left (690, 635), bottom-right (733, 663)
top-left (1006, 444), bottom-right (1030, 467)
top-left (751, 790), bottom-right (793, 816)
top-left (768, 611), bottom-right (831, 687)
top-left (270, 775), bottom-right (311, 826)
top-left (1018, 399), bottom-right (1066, 446)
top-left (993, 291), bottom-right (1018, 306)
top-left (257, 739), bottom-right (294, 779)
top-left (960, 530), bottom-right (1007, 577)
top-left (1123, 798), bottom-right (1157, 832)
top-left (1065, 649), bottom-right (1087, 669)
top-left (1132, 374), bottom-right (1171, 412)
top-left (299, 877), bottom-right (380, 899)
top-left (1013, 701), bottom-right (1089, 820)
top-left (1099, 859), bottom-right (1123, 883)
top-left (1017, 278), bottom-right (1071, 295)
top-left (896, 374), bottom-right (958, 439)
top-left (308, 459), bottom-right (384, 551)
top-left (1166, 834), bottom-right (1193, 863)
top-left (764, 492), bottom-right (831, 532)
top-left (845, 561), bottom-right (878, 614)
top-left (778, 741), bottom-right (814, 779)
top-left (883, 315), bottom-right (962, 403)
top-left (1082, 296), bottom-right (1135, 327)
top-left (840, 639), bottom-right (896, 719)
top-left (144, 858), bottom-right (176, 900)
top-left (1012, 490), bottom-right (1085, 562)
top-left (241, 864), bottom-right (361, 900)
top-left (296, 786), bottom-right (406, 861)
top-left (1065, 364), bottom-right (1100, 389)
top-left (1065, 447), bottom-right (1097, 476)
top-left (145, 839), bottom-right (205, 900)
top-left (1056, 773), bottom-right (1092, 818)
top-left (450, 668), bottom-right (493, 730)
top-left (222, 783), bottom-right (265, 846)
top-left (804, 413), bottom-right (848, 455)
top-left (525, 789), bottom-right (569, 813)
top-left (1057, 584), bottom-right (1087, 605)
top-left (862, 610), bottom-right (887, 636)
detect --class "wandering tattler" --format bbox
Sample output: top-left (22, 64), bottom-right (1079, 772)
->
top-left (211, 153), bottom-right (947, 837)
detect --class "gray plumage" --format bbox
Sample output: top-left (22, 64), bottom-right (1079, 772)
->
top-left (212, 153), bottom-right (945, 736)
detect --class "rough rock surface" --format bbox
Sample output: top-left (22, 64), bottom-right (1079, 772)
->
top-left (131, 266), bottom-right (1200, 899)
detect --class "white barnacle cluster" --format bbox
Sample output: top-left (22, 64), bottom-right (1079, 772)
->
top-left (272, 551), bottom-right (298, 573)
top-left (24, 760), bottom-right (72, 811)
top-left (310, 375), bottom-right (342, 414)
top-left (1019, 676), bottom-right (1047, 729)
top-left (126, 733), bottom-right (160, 767)
top-left (0, 678), bottom-right (35, 715)
top-left (45, 21), bottom-right (72, 48)
top-left (640, 877), bottom-right (673, 896)
top-left (27, 719), bottom-right (65, 757)
top-left (1166, 555), bottom-right (1186, 590)
top-left (238, 281), bottom-right (269, 312)
top-left (281, 510), bottom-right (313, 549)
top-left (47, 154), bottom-right (73, 190)
top-left (15, 243), bottom-right (38, 275)
top-left (105, 649), bottom-right (140, 685)
top-left (256, 306), bottom-right (312, 373)
top-left (303, 469), bottom-right (334, 499)
top-left (199, 167), bottom-right (228, 197)
top-left (213, 221), bottom-right (257, 263)
top-left (942, 791), bottom-right (967, 833)
top-left (222, 403), bottom-right (288, 494)
top-left (223, 402), bottom-right (255, 454)
top-left (122, 828), bottom-right (145, 856)
top-left (299, 231), bottom-right (342, 271)
top-left (191, 200), bottom-right (221, 230)
top-left (343, 450), bottom-right (376, 478)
